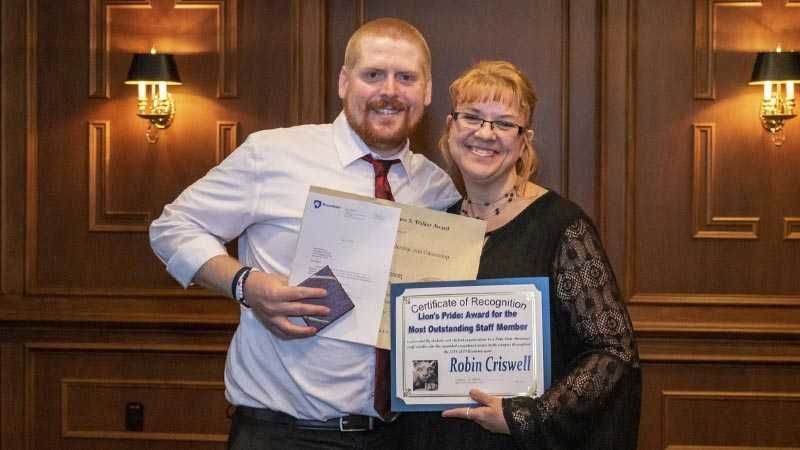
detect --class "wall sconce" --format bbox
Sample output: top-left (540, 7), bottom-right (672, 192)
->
top-left (748, 47), bottom-right (800, 146)
top-left (124, 49), bottom-right (182, 144)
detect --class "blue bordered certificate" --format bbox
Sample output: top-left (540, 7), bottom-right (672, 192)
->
top-left (390, 278), bottom-right (551, 412)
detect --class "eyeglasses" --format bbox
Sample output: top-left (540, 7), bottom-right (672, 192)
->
top-left (451, 111), bottom-right (526, 136)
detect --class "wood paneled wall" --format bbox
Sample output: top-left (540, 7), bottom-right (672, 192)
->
top-left (1, 0), bottom-right (799, 449)
top-left (628, 1), bottom-right (800, 448)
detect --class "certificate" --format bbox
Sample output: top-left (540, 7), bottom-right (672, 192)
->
top-left (289, 187), bottom-right (401, 346)
top-left (376, 202), bottom-right (486, 349)
top-left (390, 278), bottom-right (551, 412)
top-left (290, 186), bottom-right (486, 349)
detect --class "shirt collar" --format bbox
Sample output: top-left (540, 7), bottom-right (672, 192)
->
top-left (332, 112), bottom-right (414, 177)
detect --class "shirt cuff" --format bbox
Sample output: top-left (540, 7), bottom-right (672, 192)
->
top-left (165, 234), bottom-right (229, 288)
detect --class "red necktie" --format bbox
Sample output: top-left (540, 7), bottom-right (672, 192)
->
top-left (362, 154), bottom-right (400, 201)
top-left (361, 154), bottom-right (400, 419)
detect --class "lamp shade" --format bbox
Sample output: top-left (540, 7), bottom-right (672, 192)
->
top-left (125, 53), bottom-right (182, 85)
top-left (749, 51), bottom-right (800, 84)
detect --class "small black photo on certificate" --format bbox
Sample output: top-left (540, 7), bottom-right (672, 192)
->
top-left (412, 360), bottom-right (439, 391)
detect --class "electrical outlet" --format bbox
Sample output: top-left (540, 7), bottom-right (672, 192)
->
top-left (125, 402), bottom-right (144, 432)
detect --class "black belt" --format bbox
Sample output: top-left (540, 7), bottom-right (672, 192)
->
top-left (235, 405), bottom-right (384, 432)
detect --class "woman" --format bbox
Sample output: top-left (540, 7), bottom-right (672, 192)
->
top-left (400, 61), bottom-right (641, 449)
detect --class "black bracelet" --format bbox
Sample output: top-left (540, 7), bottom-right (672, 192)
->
top-left (238, 268), bottom-right (258, 308)
top-left (231, 266), bottom-right (250, 300)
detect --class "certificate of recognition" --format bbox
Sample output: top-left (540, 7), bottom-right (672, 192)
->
top-left (390, 278), bottom-right (551, 412)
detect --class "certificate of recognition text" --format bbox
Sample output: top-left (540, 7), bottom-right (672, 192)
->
top-left (391, 279), bottom-right (551, 411)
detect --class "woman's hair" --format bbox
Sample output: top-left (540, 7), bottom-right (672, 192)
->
top-left (440, 60), bottom-right (538, 194)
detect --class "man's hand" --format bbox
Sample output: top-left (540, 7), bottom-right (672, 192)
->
top-left (243, 271), bottom-right (329, 338)
top-left (193, 256), bottom-right (329, 339)
top-left (441, 389), bottom-right (510, 435)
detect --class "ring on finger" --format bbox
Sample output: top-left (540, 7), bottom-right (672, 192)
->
top-left (466, 407), bottom-right (471, 419)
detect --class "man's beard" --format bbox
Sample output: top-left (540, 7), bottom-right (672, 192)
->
top-left (345, 97), bottom-right (420, 153)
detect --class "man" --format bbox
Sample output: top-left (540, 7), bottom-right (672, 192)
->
top-left (149, 18), bottom-right (459, 449)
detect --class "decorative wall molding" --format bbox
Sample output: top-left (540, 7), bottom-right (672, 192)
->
top-left (784, 217), bottom-right (800, 240)
top-left (61, 378), bottom-right (226, 442)
top-left (637, 335), bottom-right (800, 364)
top-left (89, 120), bottom-right (239, 233)
top-left (662, 390), bottom-right (800, 450)
top-left (216, 121), bottom-right (238, 162)
top-left (176, 0), bottom-right (239, 98)
top-left (633, 319), bottom-right (800, 337)
top-left (666, 446), bottom-right (800, 450)
top-left (89, 0), bottom-right (238, 99)
top-left (630, 292), bottom-right (800, 307)
top-left (24, 343), bottom-right (229, 447)
top-left (623, 0), bottom-right (638, 298)
top-left (629, 292), bottom-right (800, 338)
top-left (598, 0), bottom-right (610, 241)
top-left (87, 118), bottom-right (238, 232)
top-left (692, 123), bottom-right (760, 239)
top-left (32, 121), bottom-right (237, 295)
top-left (88, 121), bottom-right (151, 232)
top-left (664, 390), bottom-right (800, 402)
top-left (693, 0), bottom-right (762, 100)
top-left (1, 0), bottom-right (31, 294)
top-left (25, 342), bottom-right (229, 352)
top-left (598, 0), bottom-right (637, 298)
top-left (0, 295), bottom-right (237, 323)
top-left (24, 0), bottom-right (40, 295)
top-left (288, 0), bottom-right (326, 125)
top-left (22, 1), bottom-right (243, 295)
top-left (356, 0), bottom-right (365, 24)
top-left (560, 0), bottom-right (571, 198)
top-left (88, 0), bottom-right (148, 99)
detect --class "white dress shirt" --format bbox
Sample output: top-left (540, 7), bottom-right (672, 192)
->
top-left (150, 112), bottom-right (460, 420)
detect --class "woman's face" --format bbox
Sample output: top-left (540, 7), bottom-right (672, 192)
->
top-left (447, 100), bottom-right (528, 190)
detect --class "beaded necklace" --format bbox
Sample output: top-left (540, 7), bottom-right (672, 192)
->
top-left (461, 190), bottom-right (516, 220)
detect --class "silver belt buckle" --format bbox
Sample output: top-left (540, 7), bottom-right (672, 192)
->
top-left (338, 416), bottom-right (373, 432)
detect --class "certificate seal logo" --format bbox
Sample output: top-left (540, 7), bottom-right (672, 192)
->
top-left (412, 360), bottom-right (439, 391)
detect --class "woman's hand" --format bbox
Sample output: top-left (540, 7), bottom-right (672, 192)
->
top-left (442, 389), bottom-right (511, 434)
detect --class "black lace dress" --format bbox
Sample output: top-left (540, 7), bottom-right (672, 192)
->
top-left (399, 191), bottom-right (641, 450)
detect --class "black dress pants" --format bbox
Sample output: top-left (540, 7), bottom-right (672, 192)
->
top-left (227, 408), bottom-right (402, 450)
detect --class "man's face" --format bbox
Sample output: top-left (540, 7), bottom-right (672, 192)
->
top-left (338, 36), bottom-right (432, 156)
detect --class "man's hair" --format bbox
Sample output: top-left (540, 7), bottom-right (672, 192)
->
top-left (440, 60), bottom-right (539, 193)
top-left (343, 18), bottom-right (431, 80)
